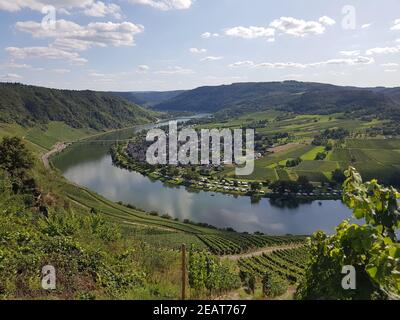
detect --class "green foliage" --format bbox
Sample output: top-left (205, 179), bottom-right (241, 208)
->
top-left (286, 157), bottom-right (302, 168)
top-left (343, 167), bottom-right (400, 240)
top-left (332, 169), bottom-right (346, 184)
top-left (314, 152), bottom-right (327, 160)
top-left (0, 136), bottom-right (34, 177)
top-left (188, 249), bottom-right (240, 296)
top-left (262, 272), bottom-right (288, 298)
top-left (238, 247), bottom-right (309, 284)
top-left (0, 83), bottom-right (156, 130)
top-left (296, 167), bottom-right (400, 300)
top-left (197, 234), bottom-right (306, 255)
top-left (0, 137), bottom-right (181, 299)
top-left (155, 81), bottom-right (400, 121)
top-left (239, 270), bottom-right (256, 294)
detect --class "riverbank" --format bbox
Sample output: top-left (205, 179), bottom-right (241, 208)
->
top-left (110, 142), bottom-right (343, 201)
top-left (42, 142), bottom-right (71, 168)
top-left (50, 117), bottom-right (351, 236)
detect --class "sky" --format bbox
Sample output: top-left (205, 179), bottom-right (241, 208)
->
top-left (0, 0), bottom-right (399, 91)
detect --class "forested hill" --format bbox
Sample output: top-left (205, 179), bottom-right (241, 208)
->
top-left (0, 83), bottom-right (157, 130)
top-left (110, 90), bottom-right (185, 107)
top-left (154, 81), bottom-right (400, 120)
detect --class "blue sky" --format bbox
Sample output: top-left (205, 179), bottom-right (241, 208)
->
top-left (0, 0), bottom-right (399, 91)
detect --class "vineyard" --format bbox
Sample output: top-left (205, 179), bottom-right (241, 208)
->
top-left (197, 233), bottom-right (307, 255)
top-left (188, 249), bottom-right (241, 297)
top-left (238, 247), bottom-right (309, 284)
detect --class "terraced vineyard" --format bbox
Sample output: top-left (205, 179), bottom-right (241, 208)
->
top-left (197, 233), bottom-right (307, 255)
top-left (238, 246), bottom-right (309, 283)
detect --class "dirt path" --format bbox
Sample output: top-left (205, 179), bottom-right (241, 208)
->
top-left (41, 142), bottom-right (71, 168)
top-left (267, 143), bottom-right (301, 154)
top-left (223, 243), bottom-right (304, 261)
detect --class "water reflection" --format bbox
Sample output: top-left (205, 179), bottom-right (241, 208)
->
top-left (55, 150), bottom-right (352, 235)
top-left (53, 117), bottom-right (352, 235)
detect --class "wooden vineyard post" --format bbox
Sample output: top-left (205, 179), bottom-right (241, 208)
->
top-left (181, 243), bottom-right (186, 300)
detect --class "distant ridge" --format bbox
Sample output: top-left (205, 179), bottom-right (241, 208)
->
top-left (0, 82), bottom-right (157, 130)
top-left (110, 90), bottom-right (185, 107)
top-left (153, 81), bottom-right (400, 120)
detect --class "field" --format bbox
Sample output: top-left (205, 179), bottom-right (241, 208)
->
top-left (0, 121), bottom-right (94, 152)
top-left (238, 246), bottom-right (309, 284)
top-left (202, 112), bottom-right (400, 185)
top-left (198, 234), bottom-right (306, 255)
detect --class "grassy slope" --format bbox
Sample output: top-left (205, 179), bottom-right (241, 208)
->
top-left (0, 83), bottom-right (158, 133)
top-left (0, 121), bottom-right (216, 299)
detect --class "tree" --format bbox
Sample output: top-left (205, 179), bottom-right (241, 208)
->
top-left (314, 152), bottom-right (327, 160)
top-left (286, 157), bottom-right (302, 168)
top-left (332, 169), bottom-right (346, 184)
top-left (270, 180), bottom-right (300, 194)
top-left (297, 176), bottom-right (314, 193)
top-left (250, 182), bottom-right (262, 191)
top-left (0, 136), bottom-right (34, 177)
top-left (239, 270), bottom-right (255, 294)
top-left (296, 167), bottom-right (400, 300)
top-left (262, 272), bottom-right (288, 297)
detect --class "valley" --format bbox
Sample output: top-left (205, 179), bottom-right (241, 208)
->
top-left (0, 81), bottom-right (399, 300)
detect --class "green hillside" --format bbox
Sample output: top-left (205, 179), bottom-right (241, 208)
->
top-left (154, 81), bottom-right (400, 120)
top-left (110, 90), bottom-right (185, 107)
top-left (0, 83), bottom-right (157, 130)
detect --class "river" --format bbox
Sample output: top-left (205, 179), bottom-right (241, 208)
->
top-left (52, 117), bottom-right (352, 235)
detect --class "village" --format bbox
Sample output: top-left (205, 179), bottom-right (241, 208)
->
top-left (111, 136), bottom-right (343, 200)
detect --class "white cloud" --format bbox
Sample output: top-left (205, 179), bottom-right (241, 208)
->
top-left (229, 56), bottom-right (374, 69)
top-left (270, 16), bottom-right (335, 37)
top-left (189, 47), bottom-right (206, 54)
top-left (0, 0), bottom-right (90, 12)
top-left (83, 1), bottom-right (122, 19)
top-left (154, 66), bottom-right (195, 75)
top-left (309, 56), bottom-right (374, 67)
top-left (6, 46), bottom-right (87, 65)
top-left (381, 63), bottom-right (399, 67)
top-left (361, 23), bottom-right (372, 29)
top-left (225, 26), bottom-right (275, 40)
top-left (0, 73), bottom-right (22, 80)
top-left (201, 32), bottom-right (219, 39)
top-left (0, 61), bottom-right (32, 69)
top-left (15, 20), bottom-right (144, 51)
top-left (201, 56), bottom-right (223, 61)
top-left (52, 68), bottom-right (70, 74)
top-left (87, 72), bottom-right (119, 82)
top-left (319, 16), bottom-right (336, 26)
top-left (229, 60), bottom-right (306, 69)
top-left (137, 64), bottom-right (150, 73)
top-left (130, 0), bottom-right (192, 11)
top-left (365, 46), bottom-right (400, 55)
top-left (228, 61), bottom-right (255, 68)
top-left (391, 19), bottom-right (400, 31)
top-left (339, 50), bottom-right (360, 56)
top-left (138, 64), bottom-right (150, 70)
top-left (256, 62), bottom-right (307, 69)
top-left (384, 69), bottom-right (397, 72)
top-left (0, 0), bottom-right (121, 18)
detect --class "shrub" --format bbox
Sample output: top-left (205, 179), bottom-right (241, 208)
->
top-left (296, 167), bottom-right (400, 300)
top-left (262, 272), bottom-right (288, 298)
